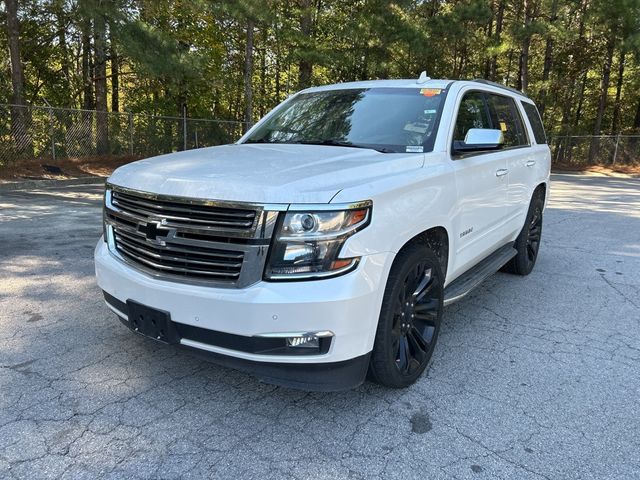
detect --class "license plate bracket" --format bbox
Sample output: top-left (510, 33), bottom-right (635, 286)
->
top-left (126, 300), bottom-right (180, 344)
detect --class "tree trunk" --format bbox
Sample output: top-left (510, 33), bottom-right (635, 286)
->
top-left (94, 9), bottom-right (109, 154)
top-left (259, 41), bottom-right (266, 117)
top-left (275, 48), bottom-right (281, 104)
top-left (610, 49), bottom-right (625, 135)
top-left (243, 19), bottom-right (254, 130)
top-left (5, 0), bottom-right (33, 157)
top-left (81, 18), bottom-right (94, 111)
top-left (505, 48), bottom-right (514, 85)
top-left (274, 3), bottom-right (282, 103)
top-left (110, 40), bottom-right (120, 112)
top-left (54, 0), bottom-right (71, 105)
top-left (630, 99), bottom-right (640, 155)
top-left (554, 89), bottom-right (574, 163)
top-left (537, 0), bottom-right (557, 118)
top-left (298, 0), bottom-right (313, 88)
top-left (588, 36), bottom-right (615, 163)
top-left (488, 0), bottom-right (505, 81)
top-left (574, 71), bottom-right (587, 126)
top-left (518, 0), bottom-right (533, 93)
top-left (275, 41), bottom-right (281, 103)
top-left (483, 1), bottom-right (494, 79)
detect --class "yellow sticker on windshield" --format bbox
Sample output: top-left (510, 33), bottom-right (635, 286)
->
top-left (499, 122), bottom-right (507, 132)
top-left (420, 88), bottom-right (441, 97)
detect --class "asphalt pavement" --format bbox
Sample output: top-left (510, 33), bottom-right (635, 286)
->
top-left (0, 173), bottom-right (639, 479)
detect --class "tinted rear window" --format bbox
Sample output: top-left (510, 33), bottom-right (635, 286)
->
top-left (521, 102), bottom-right (547, 144)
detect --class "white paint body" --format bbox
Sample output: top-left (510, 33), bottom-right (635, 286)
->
top-left (95, 79), bottom-right (551, 366)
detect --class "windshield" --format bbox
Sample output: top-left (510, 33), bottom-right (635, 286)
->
top-left (243, 87), bottom-right (447, 153)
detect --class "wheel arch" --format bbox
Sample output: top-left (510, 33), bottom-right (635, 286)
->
top-left (534, 182), bottom-right (547, 202)
top-left (395, 226), bottom-right (450, 280)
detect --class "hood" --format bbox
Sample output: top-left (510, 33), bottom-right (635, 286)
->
top-left (107, 143), bottom-right (424, 204)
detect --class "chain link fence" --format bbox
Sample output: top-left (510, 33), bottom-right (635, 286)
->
top-left (0, 103), bottom-right (249, 167)
top-left (550, 135), bottom-right (640, 167)
top-left (2, 104), bottom-right (639, 170)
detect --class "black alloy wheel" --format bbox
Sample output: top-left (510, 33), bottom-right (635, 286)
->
top-left (369, 244), bottom-right (443, 388)
top-left (503, 192), bottom-right (545, 276)
top-left (525, 204), bottom-right (542, 268)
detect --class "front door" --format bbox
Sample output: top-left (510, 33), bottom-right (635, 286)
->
top-left (448, 90), bottom-right (509, 279)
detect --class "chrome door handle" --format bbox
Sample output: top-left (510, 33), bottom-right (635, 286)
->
top-left (496, 169), bottom-right (508, 177)
top-left (526, 160), bottom-right (536, 167)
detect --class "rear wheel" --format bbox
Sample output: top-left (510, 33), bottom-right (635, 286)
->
top-left (369, 245), bottom-right (443, 388)
top-left (503, 192), bottom-right (544, 276)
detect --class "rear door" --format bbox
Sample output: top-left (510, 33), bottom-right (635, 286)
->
top-left (520, 99), bottom-right (551, 201)
top-left (449, 90), bottom-right (509, 277)
top-left (485, 93), bottom-right (533, 238)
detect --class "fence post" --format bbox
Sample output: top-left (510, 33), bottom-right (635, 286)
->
top-left (612, 133), bottom-right (621, 165)
top-left (182, 104), bottom-right (188, 151)
top-left (128, 112), bottom-right (134, 155)
top-left (43, 98), bottom-right (56, 161)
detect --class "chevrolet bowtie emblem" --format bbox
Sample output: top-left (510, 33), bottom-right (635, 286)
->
top-left (139, 221), bottom-right (171, 242)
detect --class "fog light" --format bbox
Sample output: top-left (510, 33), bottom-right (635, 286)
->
top-left (287, 335), bottom-right (320, 349)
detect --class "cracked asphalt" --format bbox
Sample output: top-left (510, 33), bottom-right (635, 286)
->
top-left (1, 173), bottom-right (639, 479)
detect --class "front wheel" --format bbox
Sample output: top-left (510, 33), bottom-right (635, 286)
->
top-left (503, 192), bottom-right (544, 275)
top-left (368, 244), bottom-right (444, 388)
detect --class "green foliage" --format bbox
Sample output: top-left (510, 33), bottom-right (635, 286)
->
top-left (2, 0), bottom-right (640, 136)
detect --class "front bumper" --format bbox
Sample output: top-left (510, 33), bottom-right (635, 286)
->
top-left (95, 239), bottom-right (392, 389)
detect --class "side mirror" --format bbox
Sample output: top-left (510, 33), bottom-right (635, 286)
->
top-left (453, 128), bottom-right (504, 154)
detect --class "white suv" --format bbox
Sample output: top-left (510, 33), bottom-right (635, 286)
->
top-left (95, 76), bottom-right (550, 390)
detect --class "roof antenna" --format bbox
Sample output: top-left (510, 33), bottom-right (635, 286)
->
top-left (417, 71), bottom-right (430, 84)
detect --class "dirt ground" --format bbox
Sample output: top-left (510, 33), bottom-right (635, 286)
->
top-left (0, 155), bottom-right (140, 182)
top-left (0, 155), bottom-right (638, 182)
top-left (552, 163), bottom-right (640, 177)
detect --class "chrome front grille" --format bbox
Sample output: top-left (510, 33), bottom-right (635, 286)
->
top-left (113, 227), bottom-right (245, 281)
top-left (111, 189), bottom-right (258, 234)
top-left (104, 184), bottom-right (283, 288)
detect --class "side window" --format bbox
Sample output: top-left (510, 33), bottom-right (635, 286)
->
top-left (453, 92), bottom-right (491, 143)
top-left (521, 101), bottom-right (547, 144)
top-left (487, 94), bottom-right (528, 147)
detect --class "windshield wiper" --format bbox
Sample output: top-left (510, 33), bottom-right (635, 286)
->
top-left (292, 139), bottom-right (394, 153)
top-left (244, 138), bottom-right (395, 153)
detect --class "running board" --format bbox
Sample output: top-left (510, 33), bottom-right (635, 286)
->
top-left (443, 243), bottom-right (517, 306)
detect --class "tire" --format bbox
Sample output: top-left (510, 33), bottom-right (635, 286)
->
top-left (368, 244), bottom-right (444, 388)
top-left (503, 191), bottom-right (544, 276)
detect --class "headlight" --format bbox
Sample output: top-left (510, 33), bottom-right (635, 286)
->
top-left (264, 201), bottom-right (372, 280)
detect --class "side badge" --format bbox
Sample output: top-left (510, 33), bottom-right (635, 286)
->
top-left (460, 227), bottom-right (473, 238)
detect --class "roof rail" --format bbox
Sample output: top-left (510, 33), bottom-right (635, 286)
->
top-left (471, 79), bottom-right (528, 98)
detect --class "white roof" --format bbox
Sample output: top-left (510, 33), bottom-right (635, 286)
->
top-left (304, 78), bottom-right (529, 99)
top-left (305, 78), bottom-right (453, 92)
